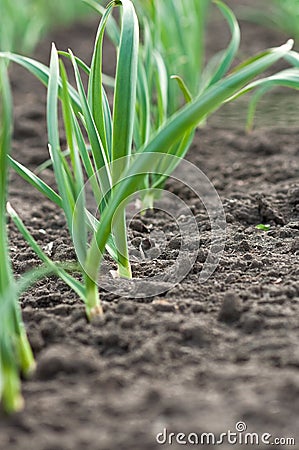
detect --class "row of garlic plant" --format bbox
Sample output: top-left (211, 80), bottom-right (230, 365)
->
top-left (1, 0), bottom-right (299, 413)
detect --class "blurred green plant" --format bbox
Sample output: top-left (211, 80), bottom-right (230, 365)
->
top-left (234, 0), bottom-right (299, 130)
top-left (0, 60), bottom-right (30, 414)
top-left (133, 0), bottom-right (211, 114)
top-left (0, 59), bottom-right (94, 413)
top-left (0, 0), bottom-right (90, 53)
top-left (0, 0), bottom-right (90, 414)
top-left (240, 0), bottom-right (299, 44)
top-left (0, 62), bottom-right (55, 413)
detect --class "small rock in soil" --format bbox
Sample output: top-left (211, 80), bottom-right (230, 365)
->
top-left (250, 259), bottom-right (263, 269)
top-left (256, 194), bottom-right (285, 225)
top-left (239, 239), bottom-right (251, 252)
top-left (116, 301), bottom-right (137, 315)
top-left (290, 239), bottom-right (299, 253)
top-left (288, 186), bottom-right (299, 205)
top-left (240, 313), bottom-right (265, 334)
top-left (279, 228), bottom-right (292, 238)
top-left (36, 345), bottom-right (97, 380)
top-left (119, 317), bottom-right (136, 329)
top-left (42, 442), bottom-right (71, 450)
top-left (70, 307), bottom-right (86, 322)
top-left (130, 219), bottom-right (148, 233)
top-left (279, 378), bottom-right (299, 402)
top-left (161, 318), bottom-right (182, 332)
top-left (191, 304), bottom-right (206, 313)
top-left (40, 318), bottom-right (65, 342)
top-left (168, 236), bottom-right (181, 250)
top-left (234, 351), bottom-right (250, 363)
top-left (218, 292), bottom-right (242, 323)
top-left (28, 327), bottom-right (44, 353)
top-left (152, 299), bottom-right (176, 312)
top-left (181, 322), bottom-right (212, 347)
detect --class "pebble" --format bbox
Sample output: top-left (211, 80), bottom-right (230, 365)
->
top-left (130, 219), bottom-right (148, 233)
top-left (250, 259), bottom-right (263, 269)
top-left (181, 323), bottom-right (211, 346)
top-left (168, 236), bottom-right (181, 250)
top-left (36, 345), bottom-right (97, 380)
top-left (241, 313), bottom-right (265, 334)
top-left (290, 239), bottom-right (299, 253)
top-left (40, 318), bottom-right (65, 342)
top-left (152, 299), bottom-right (176, 313)
top-left (218, 292), bottom-right (242, 323)
top-left (28, 328), bottom-right (44, 353)
top-left (119, 317), bottom-right (136, 329)
top-left (116, 301), bottom-right (137, 315)
top-left (288, 186), bottom-right (299, 205)
top-left (239, 240), bottom-right (250, 252)
top-left (191, 304), bottom-right (206, 313)
top-left (279, 228), bottom-right (292, 239)
top-left (162, 318), bottom-right (181, 332)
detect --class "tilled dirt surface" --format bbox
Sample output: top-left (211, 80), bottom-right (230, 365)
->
top-left (0, 2), bottom-right (299, 449)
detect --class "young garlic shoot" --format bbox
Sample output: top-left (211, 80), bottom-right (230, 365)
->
top-left (0, 62), bottom-right (35, 413)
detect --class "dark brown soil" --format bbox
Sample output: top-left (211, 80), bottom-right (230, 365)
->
top-left (1, 3), bottom-right (299, 450)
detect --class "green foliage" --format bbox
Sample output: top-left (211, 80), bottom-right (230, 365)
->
top-left (134, 0), bottom-right (211, 113)
top-left (96, 0), bottom-right (241, 204)
top-left (0, 54), bottom-right (87, 416)
top-left (0, 0), bottom-right (90, 53)
top-left (273, 0), bottom-right (299, 41)
top-left (237, 0), bottom-right (299, 129)
top-left (0, 63), bottom-right (41, 413)
top-left (256, 224), bottom-right (271, 231)
top-left (0, 60), bottom-right (23, 414)
top-left (241, 0), bottom-right (299, 44)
